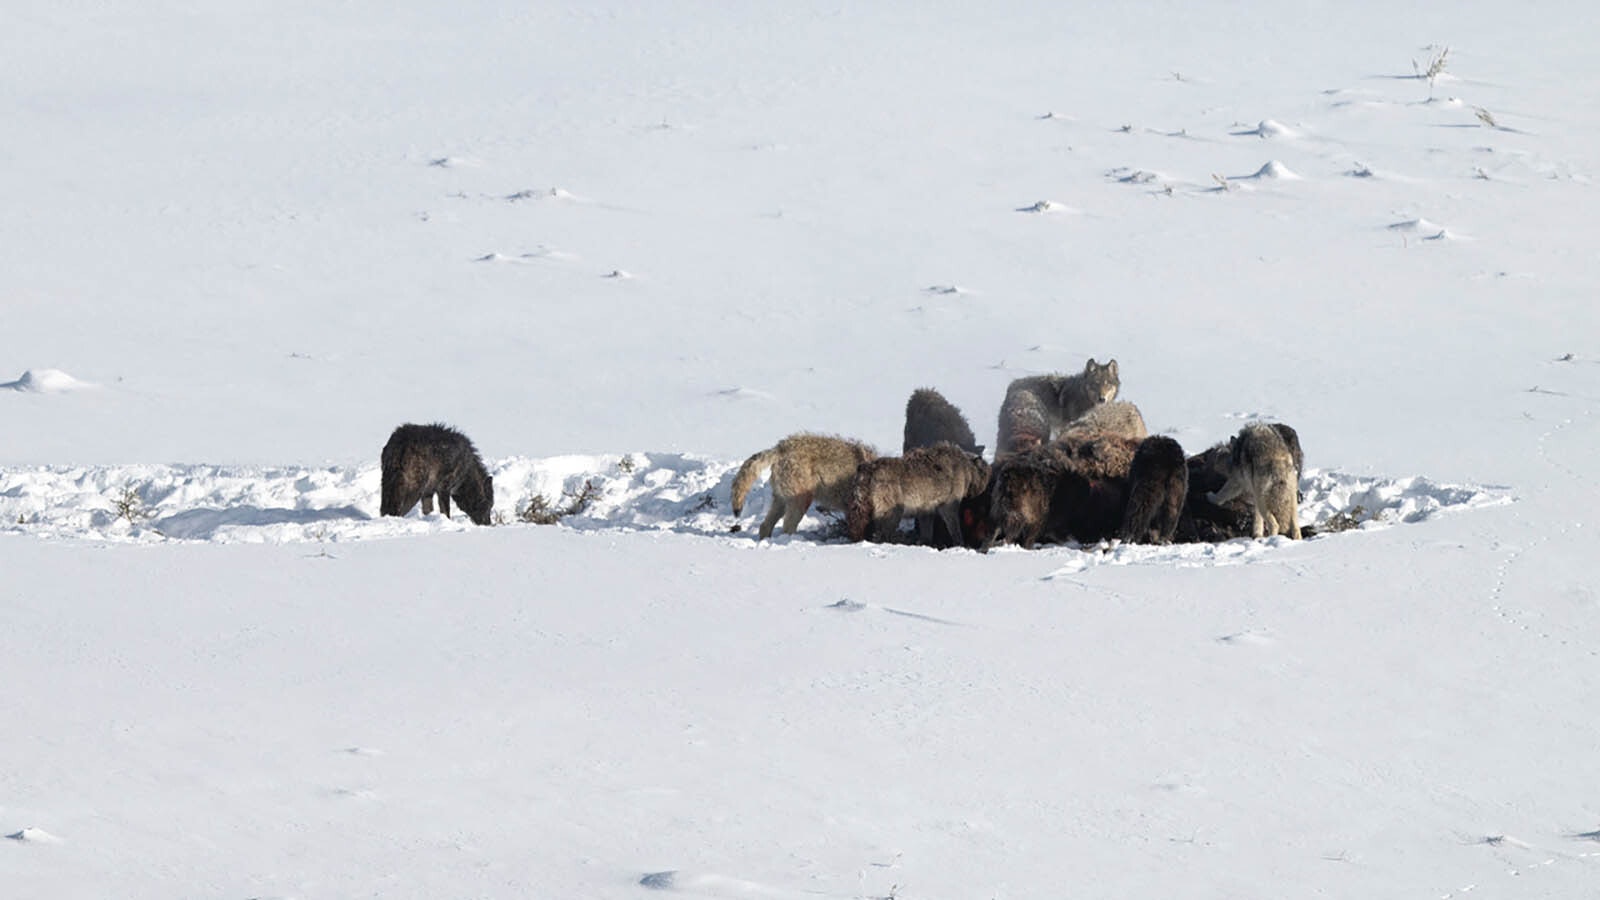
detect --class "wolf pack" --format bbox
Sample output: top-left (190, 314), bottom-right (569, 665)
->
top-left (378, 358), bottom-right (1308, 550)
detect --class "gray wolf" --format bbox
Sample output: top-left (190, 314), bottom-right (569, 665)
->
top-left (1119, 435), bottom-right (1188, 544)
top-left (903, 387), bottom-right (981, 455)
top-left (995, 358), bottom-right (1120, 456)
top-left (731, 433), bottom-right (877, 539)
top-left (1061, 399), bottom-right (1148, 441)
top-left (846, 442), bottom-right (990, 545)
top-left (1206, 423), bottom-right (1301, 539)
top-left (380, 423), bottom-right (494, 525)
top-left (1269, 422), bottom-right (1305, 502)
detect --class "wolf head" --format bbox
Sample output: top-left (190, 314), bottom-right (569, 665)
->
top-left (1079, 358), bottom-right (1120, 404)
top-left (458, 472), bottom-right (495, 525)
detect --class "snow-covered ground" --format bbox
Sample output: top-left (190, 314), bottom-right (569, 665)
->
top-left (4, 2), bottom-right (1599, 897)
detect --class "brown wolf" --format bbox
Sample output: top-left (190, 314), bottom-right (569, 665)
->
top-left (1053, 430), bottom-right (1141, 481)
top-left (903, 387), bottom-right (982, 545)
top-left (1207, 423), bottom-right (1301, 539)
top-left (1119, 435), bottom-right (1188, 544)
top-left (1061, 400), bottom-right (1148, 441)
top-left (995, 358), bottom-right (1120, 456)
top-left (903, 387), bottom-right (981, 455)
top-left (846, 442), bottom-right (990, 545)
top-left (731, 433), bottom-right (877, 539)
top-left (380, 423), bottom-right (495, 525)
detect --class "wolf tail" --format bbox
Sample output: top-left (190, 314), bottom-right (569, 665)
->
top-left (730, 445), bottom-right (780, 516)
top-left (844, 463), bottom-right (876, 543)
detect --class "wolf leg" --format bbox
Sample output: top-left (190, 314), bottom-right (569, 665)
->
top-left (937, 502), bottom-right (964, 548)
top-left (1270, 483), bottom-right (1301, 539)
top-left (439, 492), bottom-right (452, 519)
top-left (781, 491), bottom-right (812, 535)
top-left (421, 494), bottom-right (435, 515)
top-left (758, 497), bottom-right (785, 539)
top-left (1250, 507), bottom-right (1267, 539)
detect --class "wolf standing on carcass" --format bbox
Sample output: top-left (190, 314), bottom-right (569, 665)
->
top-left (995, 358), bottom-right (1120, 456)
top-left (731, 433), bottom-right (877, 539)
top-left (380, 423), bottom-right (495, 525)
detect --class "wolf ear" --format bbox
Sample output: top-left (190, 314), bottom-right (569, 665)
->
top-left (1106, 359), bottom-right (1118, 377)
top-left (1084, 358), bottom-right (1099, 372)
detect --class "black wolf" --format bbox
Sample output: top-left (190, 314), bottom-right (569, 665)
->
top-left (1120, 435), bottom-right (1188, 544)
top-left (903, 387), bottom-right (981, 455)
top-left (380, 423), bottom-right (495, 525)
top-left (980, 443), bottom-right (1129, 550)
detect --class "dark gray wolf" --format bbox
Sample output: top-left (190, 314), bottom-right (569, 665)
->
top-left (1119, 435), bottom-right (1188, 544)
top-left (995, 358), bottom-right (1120, 456)
top-left (903, 387), bottom-right (981, 455)
top-left (846, 442), bottom-right (990, 545)
top-left (1175, 443), bottom-right (1250, 542)
top-left (1207, 423), bottom-right (1301, 539)
top-left (982, 449), bottom-right (1060, 549)
top-left (380, 423), bottom-right (495, 525)
top-left (731, 433), bottom-right (877, 539)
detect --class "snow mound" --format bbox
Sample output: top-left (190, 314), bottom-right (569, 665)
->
top-left (1016, 199), bottom-right (1073, 214)
top-left (1249, 160), bottom-right (1301, 179)
top-left (2, 369), bottom-right (94, 393)
top-left (1388, 218), bottom-right (1459, 241)
top-left (6, 827), bottom-right (62, 844)
top-left (0, 456), bottom-right (1510, 553)
top-left (1235, 119), bottom-right (1297, 138)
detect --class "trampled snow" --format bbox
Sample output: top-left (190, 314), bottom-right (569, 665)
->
top-left (3, 3), bottom-right (1599, 898)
